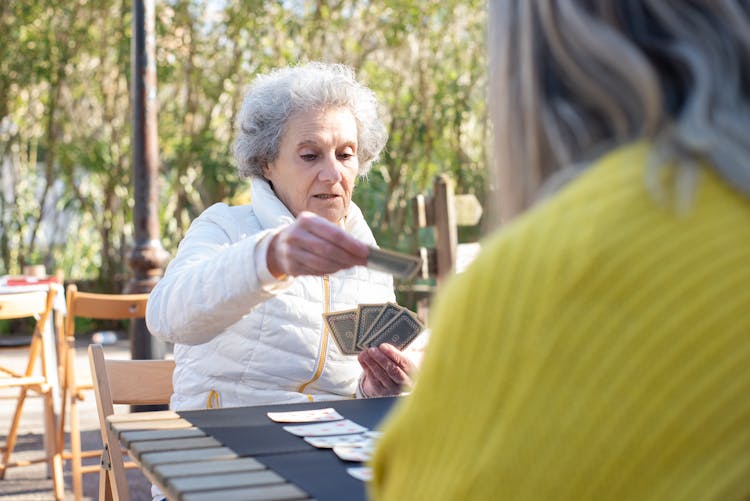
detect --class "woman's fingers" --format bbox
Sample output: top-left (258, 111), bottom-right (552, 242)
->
top-left (377, 343), bottom-right (417, 376)
top-left (359, 351), bottom-right (396, 389)
top-left (268, 212), bottom-right (369, 277)
top-left (360, 372), bottom-right (387, 398)
top-left (296, 212), bottom-right (369, 260)
top-left (358, 344), bottom-right (415, 397)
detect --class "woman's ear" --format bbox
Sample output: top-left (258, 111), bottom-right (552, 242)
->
top-left (261, 163), bottom-right (275, 191)
top-left (261, 162), bottom-right (272, 181)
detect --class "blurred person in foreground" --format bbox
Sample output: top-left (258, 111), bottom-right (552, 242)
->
top-left (146, 62), bottom-right (417, 413)
top-left (371, 1), bottom-right (750, 500)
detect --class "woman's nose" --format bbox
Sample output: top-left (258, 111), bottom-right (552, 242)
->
top-left (318, 154), bottom-right (343, 182)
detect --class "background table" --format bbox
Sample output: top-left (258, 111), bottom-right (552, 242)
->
top-left (109, 396), bottom-right (400, 501)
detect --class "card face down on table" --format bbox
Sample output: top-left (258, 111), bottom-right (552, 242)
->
top-left (324, 303), bottom-right (424, 355)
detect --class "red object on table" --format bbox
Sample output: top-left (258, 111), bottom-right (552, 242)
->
top-left (5, 277), bottom-right (61, 286)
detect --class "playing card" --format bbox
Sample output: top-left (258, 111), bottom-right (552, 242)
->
top-left (267, 407), bottom-right (344, 423)
top-left (347, 466), bottom-right (373, 482)
top-left (367, 246), bottom-right (422, 280)
top-left (365, 309), bottom-right (424, 350)
top-left (303, 431), bottom-right (381, 449)
top-left (323, 309), bottom-right (358, 355)
top-left (354, 304), bottom-right (386, 351)
top-left (303, 433), bottom-right (369, 448)
top-left (282, 419), bottom-right (368, 437)
top-left (333, 444), bottom-right (374, 462)
top-left (359, 302), bottom-right (403, 350)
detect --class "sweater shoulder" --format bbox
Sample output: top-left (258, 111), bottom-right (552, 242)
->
top-left (443, 141), bottom-right (750, 324)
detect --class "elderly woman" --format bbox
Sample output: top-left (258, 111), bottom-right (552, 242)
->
top-left (372, 1), bottom-right (750, 500)
top-left (146, 62), bottom-right (416, 411)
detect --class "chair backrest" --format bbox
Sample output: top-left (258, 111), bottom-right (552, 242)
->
top-left (0, 289), bottom-right (54, 321)
top-left (88, 343), bottom-right (174, 421)
top-left (88, 344), bottom-right (174, 501)
top-left (412, 174), bottom-right (484, 283)
top-left (405, 175), bottom-right (483, 323)
top-left (413, 174), bottom-right (459, 286)
top-left (0, 288), bottom-right (56, 379)
top-left (65, 284), bottom-right (149, 337)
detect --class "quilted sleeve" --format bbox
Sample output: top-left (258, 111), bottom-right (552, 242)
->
top-left (146, 203), bottom-right (290, 345)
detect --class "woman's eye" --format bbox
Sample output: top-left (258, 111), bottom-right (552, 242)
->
top-left (337, 152), bottom-right (354, 160)
top-left (300, 153), bottom-right (317, 161)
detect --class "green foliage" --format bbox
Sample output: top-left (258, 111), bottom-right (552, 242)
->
top-left (0, 0), bottom-right (487, 290)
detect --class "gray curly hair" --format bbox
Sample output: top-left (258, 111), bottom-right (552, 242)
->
top-left (489, 0), bottom-right (750, 221)
top-left (233, 62), bottom-right (388, 179)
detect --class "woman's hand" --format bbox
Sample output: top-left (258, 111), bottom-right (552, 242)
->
top-left (267, 211), bottom-right (368, 278)
top-left (358, 343), bottom-right (417, 397)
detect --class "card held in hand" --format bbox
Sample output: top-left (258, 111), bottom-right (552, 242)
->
top-left (359, 302), bottom-right (402, 350)
top-left (354, 304), bottom-right (385, 350)
top-left (323, 309), bottom-right (358, 355)
top-left (326, 303), bottom-right (425, 354)
top-left (366, 309), bottom-right (423, 350)
top-left (367, 246), bottom-right (422, 280)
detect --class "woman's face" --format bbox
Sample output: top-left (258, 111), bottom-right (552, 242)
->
top-left (263, 107), bottom-right (359, 224)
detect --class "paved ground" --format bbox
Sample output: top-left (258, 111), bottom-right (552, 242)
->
top-left (1, 338), bottom-right (155, 500)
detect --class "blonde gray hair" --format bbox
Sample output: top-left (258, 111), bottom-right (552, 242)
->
top-left (489, 0), bottom-right (750, 221)
top-left (233, 62), bottom-right (388, 178)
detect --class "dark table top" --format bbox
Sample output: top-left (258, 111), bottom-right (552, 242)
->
top-left (177, 396), bottom-right (400, 500)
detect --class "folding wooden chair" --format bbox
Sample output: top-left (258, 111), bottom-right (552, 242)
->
top-left (0, 287), bottom-right (65, 500)
top-left (88, 343), bottom-right (174, 501)
top-left (58, 284), bottom-right (150, 500)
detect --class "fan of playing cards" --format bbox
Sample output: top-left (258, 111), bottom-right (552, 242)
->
top-left (324, 303), bottom-right (425, 355)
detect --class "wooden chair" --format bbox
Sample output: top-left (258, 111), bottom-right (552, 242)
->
top-left (88, 343), bottom-right (174, 501)
top-left (406, 174), bottom-right (483, 323)
top-left (58, 284), bottom-right (150, 500)
top-left (0, 287), bottom-right (65, 500)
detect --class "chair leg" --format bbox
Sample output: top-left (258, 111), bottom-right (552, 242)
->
top-left (99, 466), bottom-right (114, 501)
top-left (57, 376), bottom-right (69, 455)
top-left (71, 391), bottom-right (84, 500)
top-left (1, 330), bottom-right (41, 476)
top-left (57, 335), bottom-right (73, 455)
top-left (0, 387), bottom-right (29, 479)
top-left (42, 390), bottom-right (65, 500)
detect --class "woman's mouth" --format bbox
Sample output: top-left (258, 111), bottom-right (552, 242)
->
top-left (314, 194), bottom-right (339, 200)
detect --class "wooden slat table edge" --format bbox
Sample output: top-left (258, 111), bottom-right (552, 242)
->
top-left (152, 457), bottom-right (266, 485)
top-left (121, 452), bottom-right (171, 501)
top-left (108, 417), bottom-right (194, 433)
top-left (130, 436), bottom-right (223, 460)
top-left (111, 410), bottom-right (314, 501)
top-left (166, 469), bottom-right (287, 499)
top-left (180, 483), bottom-right (311, 501)
top-left (141, 446), bottom-right (238, 470)
top-left (108, 410), bottom-right (180, 423)
top-left (122, 447), bottom-right (309, 501)
top-left (120, 427), bottom-right (206, 448)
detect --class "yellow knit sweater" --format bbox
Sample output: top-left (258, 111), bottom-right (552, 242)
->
top-left (371, 142), bottom-right (750, 500)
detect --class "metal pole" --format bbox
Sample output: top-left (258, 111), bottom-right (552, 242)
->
top-left (128, 0), bottom-right (167, 362)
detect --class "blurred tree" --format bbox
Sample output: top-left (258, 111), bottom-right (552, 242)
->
top-left (0, 0), bottom-right (487, 292)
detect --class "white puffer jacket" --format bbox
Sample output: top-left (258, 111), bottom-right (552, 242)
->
top-left (146, 179), bottom-right (394, 411)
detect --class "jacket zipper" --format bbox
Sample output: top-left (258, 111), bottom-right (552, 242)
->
top-left (297, 274), bottom-right (331, 395)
